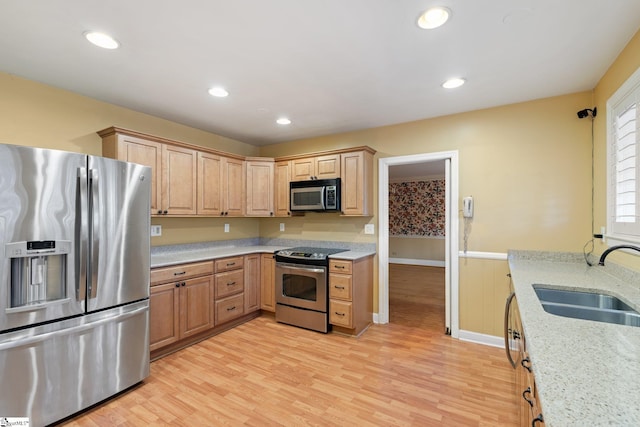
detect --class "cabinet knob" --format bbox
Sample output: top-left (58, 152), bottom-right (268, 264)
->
top-left (175, 283), bottom-right (180, 288)
top-left (157, 210), bottom-right (162, 214)
top-left (163, 210), bottom-right (168, 215)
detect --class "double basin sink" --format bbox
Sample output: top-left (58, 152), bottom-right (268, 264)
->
top-left (534, 285), bottom-right (640, 327)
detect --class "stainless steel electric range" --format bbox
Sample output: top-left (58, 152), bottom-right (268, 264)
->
top-left (274, 247), bottom-right (347, 333)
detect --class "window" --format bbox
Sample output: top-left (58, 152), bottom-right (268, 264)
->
top-left (608, 66), bottom-right (640, 243)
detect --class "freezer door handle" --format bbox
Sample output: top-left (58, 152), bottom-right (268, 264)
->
top-left (0, 303), bottom-right (148, 351)
top-left (77, 167), bottom-right (88, 302)
top-left (89, 169), bottom-right (99, 299)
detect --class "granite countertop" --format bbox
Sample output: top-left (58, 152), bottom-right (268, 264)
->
top-left (151, 240), bottom-right (376, 268)
top-left (508, 251), bottom-right (640, 426)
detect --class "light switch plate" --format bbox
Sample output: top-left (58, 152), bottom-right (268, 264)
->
top-left (280, 223), bottom-right (285, 232)
top-left (364, 224), bottom-right (375, 235)
top-left (224, 224), bottom-right (230, 233)
top-left (150, 225), bottom-right (162, 237)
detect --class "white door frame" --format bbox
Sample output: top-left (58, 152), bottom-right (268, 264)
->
top-left (377, 151), bottom-right (460, 338)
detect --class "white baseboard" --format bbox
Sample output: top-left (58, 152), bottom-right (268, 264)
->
top-left (458, 330), bottom-right (504, 348)
top-left (373, 313), bottom-right (379, 324)
top-left (389, 257), bottom-right (446, 267)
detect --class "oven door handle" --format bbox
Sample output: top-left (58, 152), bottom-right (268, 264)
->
top-left (276, 263), bottom-right (325, 274)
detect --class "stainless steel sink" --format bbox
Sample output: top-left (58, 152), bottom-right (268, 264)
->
top-left (533, 285), bottom-right (640, 327)
top-left (533, 287), bottom-right (635, 311)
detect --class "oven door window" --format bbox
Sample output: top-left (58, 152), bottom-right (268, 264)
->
top-left (282, 273), bottom-right (317, 302)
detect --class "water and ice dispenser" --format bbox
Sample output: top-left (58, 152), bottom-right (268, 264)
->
top-left (7, 240), bottom-right (70, 309)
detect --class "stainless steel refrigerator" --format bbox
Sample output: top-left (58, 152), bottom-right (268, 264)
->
top-left (0, 143), bottom-right (151, 426)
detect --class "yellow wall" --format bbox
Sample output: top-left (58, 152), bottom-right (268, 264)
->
top-left (0, 72), bottom-right (261, 246)
top-left (593, 29), bottom-right (640, 269)
top-left (262, 92), bottom-right (594, 253)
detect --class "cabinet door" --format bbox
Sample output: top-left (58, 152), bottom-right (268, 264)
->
top-left (162, 145), bottom-right (197, 215)
top-left (315, 154), bottom-right (340, 179)
top-left (246, 160), bottom-right (274, 216)
top-left (244, 254), bottom-right (261, 313)
top-left (260, 254), bottom-right (276, 312)
top-left (222, 157), bottom-right (246, 216)
top-left (118, 135), bottom-right (162, 215)
top-left (291, 157), bottom-right (315, 181)
top-left (197, 152), bottom-right (223, 215)
top-left (275, 161), bottom-right (291, 217)
top-left (341, 150), bottom-right (373, 216)
top-left (180, 276), bottom-right (213, 338)
top-left (149, 282), bottom-right (180, 351)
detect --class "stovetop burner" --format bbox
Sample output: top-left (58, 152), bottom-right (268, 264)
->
top-left (276, 247), bottom-right (347, 261)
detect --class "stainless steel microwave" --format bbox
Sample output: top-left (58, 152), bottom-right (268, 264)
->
top-left (290, 178), bottom-right (341, 212)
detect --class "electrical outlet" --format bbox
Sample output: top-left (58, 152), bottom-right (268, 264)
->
top-left (224, 224), bottom-right (230, 233)
top-left (364, 224), bottom-right (375, 235)
top-left (280, 223), bottom-right (285, 232)
top-left (150, 225), bottom-right (162, 237)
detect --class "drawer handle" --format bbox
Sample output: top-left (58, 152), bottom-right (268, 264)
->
top-left (334, 265), bottom-right (345, 269)
top-left (532, 414), bottom-right (544, 426)
top-left (521, 357), bottom-right (532, 373)
top-left (334, 285), bottom-right (345, 290)
top-left (522, 387), bottom-right (533, 408)
top-left (227, 281), bottom-right (236, 286)
top-left (227, 306), bottom-right (236, 311)
top-left (173, 271), bottom-right (186, 276)
top-left (334, 312), bottom-right (345, 316)
top-left (226, 262), bottom-right (236, 267)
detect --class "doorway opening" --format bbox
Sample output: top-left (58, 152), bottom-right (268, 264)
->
top-left (377, 151), bottom-right (459, 337)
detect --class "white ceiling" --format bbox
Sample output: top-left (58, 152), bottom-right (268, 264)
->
top-left (1, 1), bottom-right (639, 146)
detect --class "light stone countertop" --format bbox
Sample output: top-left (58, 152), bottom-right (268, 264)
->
top-left (151, 243), bottom-right (376, 268)
top-left (508, 251), bottom-right (640, 427)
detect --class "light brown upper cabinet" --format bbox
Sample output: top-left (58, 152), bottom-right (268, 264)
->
top-left (222, 156), bottom-right (246, 217)
top-left (341, 149), bottom-right (374, 216)
top-left (198, 152), bottom-right (246, 217)
top-left (162, 145), bottom-right (197, 215)
top-left (246, 158), bottom-right (274, 217)
top-left (275, 161), bottom-right (291, 217)
top-left (290, 154), bottom-right (340, 181)
top-left (100, 132), bottom-right (162, 215)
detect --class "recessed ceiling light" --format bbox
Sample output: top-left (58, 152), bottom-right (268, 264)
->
top-left (276, 118), bottom-right (291, 125)
top-left (84, 31), bottom-right (119, 49)
top-left (442, 78), bottom-right (466, 89)
top-left (417, 7), bottom-right (451, 29)
top-left (208, 87), bottom-right (229, 97)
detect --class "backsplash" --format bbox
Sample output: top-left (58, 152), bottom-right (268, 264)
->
top-left (389, 180), bottom-right (445, 237)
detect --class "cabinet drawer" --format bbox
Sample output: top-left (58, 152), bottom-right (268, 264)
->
top-left (329, 274), bottom-right (352, 300)
top-left (151, 261), bottom-right (214, 285)
top-left (329, 260), bottom-right (352, 274)
top-left (215, 256), bottom-right (244, 273)
top-left (330, 300), bottom-right (353, 328)
top-left (215, 293), bottom-right (245, 324)
top-left (215, 269), bottom-right (245, 299)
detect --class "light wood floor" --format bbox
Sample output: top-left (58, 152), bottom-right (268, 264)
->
top-left (62, 264), bottom-right (517, 426)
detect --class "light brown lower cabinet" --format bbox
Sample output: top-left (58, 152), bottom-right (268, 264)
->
top-left (149, 261), bottom-right (214, 352)
top-left (149, 255), bottom-right (270, 360)
top-left (328, 255), bottom-right (373, 335)
top-left (260, 253), bottom-right (275, 312)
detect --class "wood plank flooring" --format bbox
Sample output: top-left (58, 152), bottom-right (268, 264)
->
top-left (61, 264), bottom-right (518, 426)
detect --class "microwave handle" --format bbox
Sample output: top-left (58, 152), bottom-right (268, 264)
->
top-left (321, 186), bottom-right (326, 210)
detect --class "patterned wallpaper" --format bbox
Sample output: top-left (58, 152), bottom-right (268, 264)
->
top-left (389, 180), bottom-right (445, 237)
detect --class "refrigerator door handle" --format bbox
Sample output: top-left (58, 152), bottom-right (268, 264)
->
top-left (89, 169), bottom-right (99, 299)
top-left (77, 167), bottom-right (88, 302)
